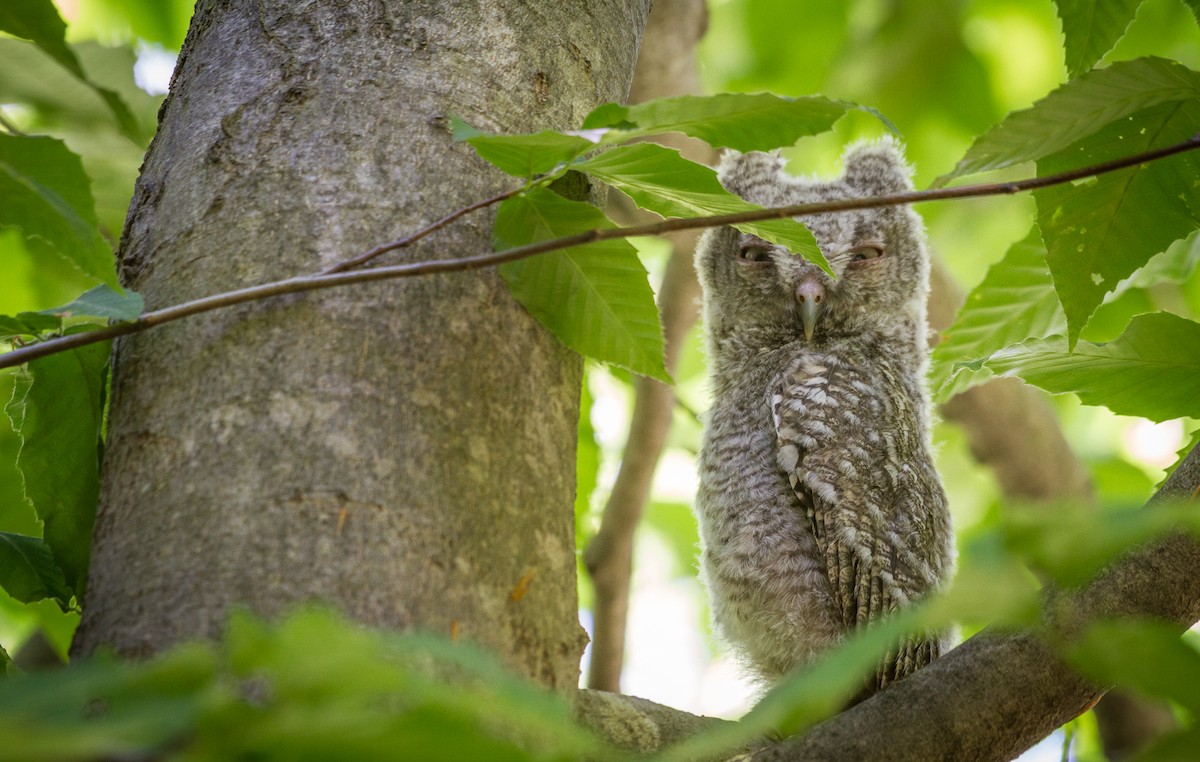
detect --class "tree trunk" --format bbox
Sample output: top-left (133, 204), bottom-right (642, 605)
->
top-left (72, 0), bottom-right (650, 693)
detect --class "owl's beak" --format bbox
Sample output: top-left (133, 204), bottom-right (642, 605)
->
top-left (796, 277), bottom-right (825, 341)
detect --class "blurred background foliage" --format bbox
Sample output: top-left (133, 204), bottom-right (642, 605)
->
top-left (2, 0), bottom-right (1200, 760)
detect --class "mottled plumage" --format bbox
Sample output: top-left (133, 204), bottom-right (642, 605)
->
top-left (694, 139), bottom-right (954, 696)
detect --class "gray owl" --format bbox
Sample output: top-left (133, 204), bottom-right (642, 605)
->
top-left (694, 139), bottom-right (954, 697)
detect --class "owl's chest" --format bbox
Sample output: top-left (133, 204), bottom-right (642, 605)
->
top-left (696, 352), bottom-right (829, 542)
top-left (696, 346), bottom-right (901, 531)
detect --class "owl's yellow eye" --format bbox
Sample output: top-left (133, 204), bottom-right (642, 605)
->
top-left (848, 243), bottom-right (885, 263)
top-left (738, 242), bottom-right (773, 264)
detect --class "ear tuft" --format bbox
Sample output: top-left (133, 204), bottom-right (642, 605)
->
top-left (842, 136), bottom-right (914, 195)
top-left (716, 149), bottom-right (786, 199)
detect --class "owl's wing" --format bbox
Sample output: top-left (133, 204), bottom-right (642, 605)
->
top-left (771, 357), bottom-right (949, 689)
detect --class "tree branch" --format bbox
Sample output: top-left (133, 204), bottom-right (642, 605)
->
top-left (3, 133), bottom-right (1198, 371)
top-left (318, 187), bottom-right (522, 274)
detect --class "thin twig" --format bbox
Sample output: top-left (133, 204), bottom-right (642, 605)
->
top-left (319, 187), bottom-right (522, 274)
top-left (3, 134), bottom-right (1198, 371)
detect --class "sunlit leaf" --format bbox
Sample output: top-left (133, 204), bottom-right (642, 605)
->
top-left (1053, 0), bottom-right (1144, 77)
top-left (1185, 0), bottom-right (1200, 25)
top-left (458, 93), bottom-right (870, 179)
top-left (582, 92), bottom-right (861, 151)
top-left (1035, 100), bottom-right (1200, 344)
top-left (0, 40), bottom-right (162, 238)
top-left (5, 333), bottom-right (110, 597)
top-left (0, 607), bottom-right (614, 760)
top-left (574, 143), bottom-right (828, 272)
top-left (0, 532), bottom-right (72, 609)
top-left (659, 613), bottom-right (917, 762)
top-left (940, 57), bottom-right (1200, 181)
top-left (495, 188), bottom-right (668, 382)
top-left (0, 134), bottom-right (116, 288)
top-left (454, 120), bottom-right (595, 178)
top-left (86, 0), bottom-right (194, 50)
top-left (982, 312), bottom-right (1200, 422)
top-left (1125, 229), bottom-right (1200, 290)
top-left (930, 228), bottom-right (1066, 401)
top-left (925, 532), bottom-right (1041, 627)
top-left (1070, 619), bottom-right (1200, 716)
top-left (1001, 503), bottom-right (1180, 586)
top-left (0, 1), bottom-right (142, 141)
top-left (38, 284), bottom-right (143, 322)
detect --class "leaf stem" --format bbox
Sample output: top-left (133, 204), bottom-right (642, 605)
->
top-left (3, 133), bottom-right (1198, 371)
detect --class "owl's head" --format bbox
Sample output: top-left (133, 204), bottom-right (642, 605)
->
top-left (696, 138), bottom-right (930, 353)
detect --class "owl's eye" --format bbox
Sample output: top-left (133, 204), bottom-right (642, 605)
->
top-left (738, 242), bottom-right (773, 264)
top-left (848, 243), bottom-right (885, 263)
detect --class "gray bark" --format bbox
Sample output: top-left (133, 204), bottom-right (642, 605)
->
top-left (73, 0), bottom-right (650, 692)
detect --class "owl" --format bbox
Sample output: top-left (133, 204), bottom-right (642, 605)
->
top-left (693, 138), bottom-right (954, 697)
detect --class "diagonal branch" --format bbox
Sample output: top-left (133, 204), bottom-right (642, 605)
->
top-left (3, 133), bottom-right (1198, 371)
top-left (318, 187), bottom-right (522, 274)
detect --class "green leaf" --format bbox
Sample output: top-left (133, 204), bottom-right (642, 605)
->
top-left (582, 93), bottom-right (858, 152)
top-left (87, 0), bottom-right (193, 49)
top-left (1035, 100), bottom-right (1200, 343)
top-left (459, 93), bottom-right (872, 179)
top-left (5, 335), bottom-right (111, 597)
top-left (1185, 0), bottom-right (1200, 25)
top-left (0, 134), bottom-right (117, 287)
top-left (448, 115), bottom-right (484, 141)
top-left (1000, 503), bottom-right (1179, 586)
top-left (0, 532), bottom-right (72, 609)
top-left (1053, 0), bottom-right (1144, 77)
top-left (495, 188), bottom-right (669, 381)
top-left (983, 312), bottom-right (1200, 422)
top-left (1070, 619), bottom-right (1200, 716)
top-left (574, 143), bottom-right (829, 272)
top-left (0, 313), bottom-right (62, 340)
top-left (939, 57), bottom-right (1200, 181)
top-left (39, 284), bottom-right (144, 322)
top-left (0, 1), bottom-right (143, 142)
top-left (1125, 230), bottom-right (1200, 290)
top-left (930, 228), bottom-right (1066, 401)
top-left (0, 643), bottom-right (10, 675)
top-left (455, 122), bottom-right (595, 178)
top-left (0, 644), bottom-right (215, 758)
top-left (660, 611), bottom-right (923, 762)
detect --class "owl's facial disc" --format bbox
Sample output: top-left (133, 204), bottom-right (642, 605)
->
top-left (795, 274), bottom-right (825, 341)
